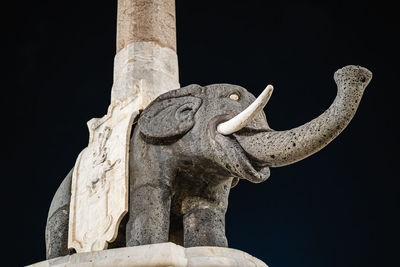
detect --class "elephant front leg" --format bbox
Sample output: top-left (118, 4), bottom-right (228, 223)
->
top-left (126, 185), bottom-right (171, 246)
top-left (183, 200), bottom-right (228, 247)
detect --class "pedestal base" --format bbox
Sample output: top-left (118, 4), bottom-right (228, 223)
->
top-left (28, 242), bottom-right (268, 267)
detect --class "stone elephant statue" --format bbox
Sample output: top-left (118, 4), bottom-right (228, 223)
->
top-left (45, 65), bottom-right (372, 259)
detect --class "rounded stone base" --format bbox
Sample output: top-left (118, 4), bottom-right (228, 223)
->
top-left (28, 242), bottom-right (268, 267)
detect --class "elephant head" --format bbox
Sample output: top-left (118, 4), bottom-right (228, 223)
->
top-left (137, 65), bottom-right (372, 184)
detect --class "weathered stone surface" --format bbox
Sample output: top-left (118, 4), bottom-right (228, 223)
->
top-left (117, 0), bottom-right (177, 53)
top-left (45, 169), bottom-right (73, 259)
top-left (68, 97), bottom-right (141, 253)
top-left (47, 169), bottom-right (73, 220)
top-left (28, 243), bottom-right (268, 267)
top-left (111, 41), bottom-right (179, 103)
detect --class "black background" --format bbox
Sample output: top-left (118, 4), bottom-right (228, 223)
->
top-left (3, 0), bottom-right (399, 266)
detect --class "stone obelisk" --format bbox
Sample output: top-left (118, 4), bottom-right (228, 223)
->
top-left (68, 0), bottom-right (179, 253)
top-left (112, 0), bottom-right (179, 105)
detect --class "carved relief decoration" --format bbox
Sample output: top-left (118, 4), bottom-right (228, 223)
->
top-left (68, 93), bottom-right (143, 253)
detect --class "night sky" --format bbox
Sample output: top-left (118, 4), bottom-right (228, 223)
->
top-left (4, 0), bottom-right (399, 266)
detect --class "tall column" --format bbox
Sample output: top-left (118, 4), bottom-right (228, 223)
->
top-left (116, 0), bottom-right (176, 53)
top-left (112, 0), bottom-right (180, 106)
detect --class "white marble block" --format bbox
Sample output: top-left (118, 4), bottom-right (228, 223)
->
top-left (28, 243), bottom-right (268, 267)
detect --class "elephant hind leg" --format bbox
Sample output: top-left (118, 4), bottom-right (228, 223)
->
top-left (45, 169), bottom-right (73, 259)
top-left (126, 185), bottom-right (171, 246)
top-left (46, 205), bottom-right (70, 259)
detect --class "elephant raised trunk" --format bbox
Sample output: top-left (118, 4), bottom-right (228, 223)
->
top-left (226, 65), bottom-right (372, 167)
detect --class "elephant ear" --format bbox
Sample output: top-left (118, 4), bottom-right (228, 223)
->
top-left (139, 96), bottom-right (202, 144)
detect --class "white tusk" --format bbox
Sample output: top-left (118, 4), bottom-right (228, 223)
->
top-left (217, 85), bottom-right (274, 135)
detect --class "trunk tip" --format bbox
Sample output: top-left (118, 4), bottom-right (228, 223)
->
top-left (334, 65), bottom-right (373, 86)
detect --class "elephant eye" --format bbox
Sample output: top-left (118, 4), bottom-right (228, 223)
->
top-left (229, 93), bottom-right (240, 101)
